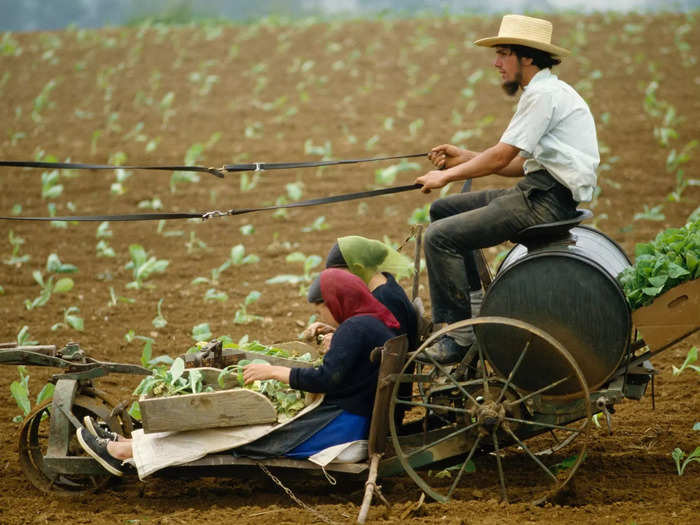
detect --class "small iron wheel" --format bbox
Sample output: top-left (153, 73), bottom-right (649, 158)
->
top-left (18, 389), bottom-right (130, 496)
top-left (389, 316), bottom-right (591, 505)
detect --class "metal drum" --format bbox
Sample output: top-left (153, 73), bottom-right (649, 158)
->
top-left (477, 226), bottom-right (632, 397)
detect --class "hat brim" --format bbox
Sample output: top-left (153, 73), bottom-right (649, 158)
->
top-left (474, 36), bottom-right (570, 57)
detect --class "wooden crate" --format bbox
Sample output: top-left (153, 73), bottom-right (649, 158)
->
top-left (632, 278), bottom-right (700, 352)
top-left (140, 368), bottom-right (278, 433)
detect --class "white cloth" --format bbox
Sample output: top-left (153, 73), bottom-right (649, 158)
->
top-left (308, 440), bottom-right (368, 467)
top-left (500, 68), bottom-right (599, 202)
top-left (131, 394), bottom-right (324, 479)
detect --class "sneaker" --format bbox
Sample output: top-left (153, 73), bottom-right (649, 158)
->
top-left (75, 427), bottom-right (125, 477)
top-left (419, 336), bottom-right (470, 364)
top-left (83, 415), bottom-right (119, 441)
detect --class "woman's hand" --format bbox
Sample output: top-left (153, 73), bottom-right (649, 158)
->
top-left (242, 363), bottom-right (291, 385)
top-left (300, 321), bottom-right (336, 342)
top-left (318, 333), bottom-right (333, 355)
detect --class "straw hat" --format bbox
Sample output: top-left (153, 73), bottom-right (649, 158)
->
top-left (474, 14), bottom-right (570, 57)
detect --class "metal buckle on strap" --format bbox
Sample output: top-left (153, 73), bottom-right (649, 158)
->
top-left (201, 210), bottom-right (229, 220)
top-left (254, 162), bottom-right (264, 172)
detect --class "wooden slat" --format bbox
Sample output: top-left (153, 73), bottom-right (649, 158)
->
top-left (140, 389), bottom-right (277, 433)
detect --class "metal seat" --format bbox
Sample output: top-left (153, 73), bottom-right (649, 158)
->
top-left (510, 209), bottom-right (593, 247)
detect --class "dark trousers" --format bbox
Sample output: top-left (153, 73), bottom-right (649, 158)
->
top-left (425, 170), bottom-right (578, 325)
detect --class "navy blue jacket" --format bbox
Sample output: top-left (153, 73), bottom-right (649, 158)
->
top-left (289, 314), bottom-right (396, 417)
top-left (372, 273), bottom-right (418, 350)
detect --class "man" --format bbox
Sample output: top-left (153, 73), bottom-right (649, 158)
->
top-left (416, 14), bottom-right (599, 363)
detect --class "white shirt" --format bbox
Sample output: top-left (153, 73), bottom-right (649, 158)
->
top-left (500, 68), bottom-right (599, 202)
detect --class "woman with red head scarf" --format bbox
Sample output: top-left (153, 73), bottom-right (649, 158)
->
top-left (239, 268), bottom-right (400, 458)
top-left (75, 268), bottom-right (401, 475)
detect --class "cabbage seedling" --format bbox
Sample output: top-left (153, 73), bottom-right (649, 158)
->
top-left (10, 366), bottom-right (54, 423)
top-left (4, 230), bottom-right (30, 266)
top-left (51, 306), bottom-right (84, 332)
top-left (234, 291), bottom-right (263, 325)
top-left (152, 298), bottom-right (167, 329)
top-left (124, 244), bottom-right (169, 289)
top-left (24, 271), bottom-right (73, 310)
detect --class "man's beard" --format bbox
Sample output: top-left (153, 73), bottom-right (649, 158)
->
top-left (502, 70), bottom-right (522, 96)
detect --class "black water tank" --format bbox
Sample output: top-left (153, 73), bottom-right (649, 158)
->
top-left (477, 226), bottom-right (632, 396)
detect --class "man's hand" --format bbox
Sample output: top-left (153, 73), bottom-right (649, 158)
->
top-left (415, 169), bottom-right (449, 193)
top-left (428, 144), bottom-right (467, 169)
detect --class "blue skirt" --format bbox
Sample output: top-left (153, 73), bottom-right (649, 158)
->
top-left (285, 410), bottom-right (370, 458)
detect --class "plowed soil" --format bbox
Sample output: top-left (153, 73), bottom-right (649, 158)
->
top-left (0, 13), bottom-right (698, 524)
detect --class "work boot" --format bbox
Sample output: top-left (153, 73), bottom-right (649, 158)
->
top-left (419, 335), bottom-right (471, 364)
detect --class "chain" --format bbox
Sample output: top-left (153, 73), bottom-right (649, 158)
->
top-left (257, 462), bottom-right (336, 525)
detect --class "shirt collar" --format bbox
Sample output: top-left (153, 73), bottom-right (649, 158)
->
top-left (523, 68), bottom-right (553, 90)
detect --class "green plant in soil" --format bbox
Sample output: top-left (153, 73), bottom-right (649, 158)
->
top-left (10, 366), bottom-right (55, 423)
top-left (24, 271), bottom-right (74, 310)
top-left (671, 444), bottom-right (700, 476)
top-left (266, 252), bottom-right (322, 286)
top-left (124, 244), bottom-right (169, 289)
top-left (4, 230), bottom-right (30, 266)
top-left (51, 306), bottom-right (84, 332)
top-left (234, 291), bottom-right (263, 324)
top-left (672, 346), bottom-right (699, 376)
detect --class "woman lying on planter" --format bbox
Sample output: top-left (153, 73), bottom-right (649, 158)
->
top-left (75, 268), bottom-right (401, 477)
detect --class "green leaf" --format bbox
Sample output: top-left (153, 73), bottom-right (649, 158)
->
top-left (192, 322), bottom-right (212, 342)
top-left (128, 401), bottom-right (141, 421)
top-left (36, 383), bottom-right (54, 405)
top-left (53, 277), bottom-right (74, 293)
top-left (693, 422), bottom-right (700, 431)
top-left (66, 314), bottom-right (84, 331)
top-left (170, 357), bottom-right (185, 382)
top-left (140, 340), bottom-right (153, 368)
top-left (667, 262), bottom-right (690, 279)
top-left (10, 380), bottom-right (31, 415)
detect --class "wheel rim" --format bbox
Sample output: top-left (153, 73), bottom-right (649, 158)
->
top-left (389, 316), bottom-right (591, 505)
top-left (18, 392), bottom-right (124, 495)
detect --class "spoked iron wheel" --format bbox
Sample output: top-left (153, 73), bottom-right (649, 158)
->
top-left (389, 316), bottom-right (591, 505)
top-left (18, 388), bottom-right (131, 495)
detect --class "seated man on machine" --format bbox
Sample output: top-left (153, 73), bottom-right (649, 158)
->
top-left (415, 14), bottom-right (599, 364)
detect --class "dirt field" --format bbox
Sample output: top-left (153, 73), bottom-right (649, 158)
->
top-left (0, 12), bottom-right (698, 524)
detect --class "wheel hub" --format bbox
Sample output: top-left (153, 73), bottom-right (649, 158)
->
top-left (475, 400), bottom-right (506, 434)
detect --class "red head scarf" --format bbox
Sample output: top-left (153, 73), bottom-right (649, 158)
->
top-left (319, 268), bottom-right (400, 330)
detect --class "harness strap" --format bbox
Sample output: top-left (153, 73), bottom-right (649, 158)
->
top-left (0, 152), bottom-right (427, 177)
top-left (0, 184), bottom-right (422, 222)
top-left (223, 152), bottom-right (427, 172)
top-left (0, 161), bottom-right (226, 178)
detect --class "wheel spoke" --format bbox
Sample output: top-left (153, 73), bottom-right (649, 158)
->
top-left (418, 354), bottom-right (481, 406)
top-left (403, 421), bottom-right (480, 460)
top-left (496, 339), bottom-right (531, 404)
top-left (395, 398), bottom-right (472, 415)
top-left (447, 434), bottom-right (482, 498)
top-left (504, 427), bottom-right (557, 482)
top-left (477, 342), bottom-right (490, 398)
top-left (491, 430), bottom-right (508, 502)
top-left (504, 417), bottom-right (584, 433)
top-left (505, 375), bottom-right (570, 407)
